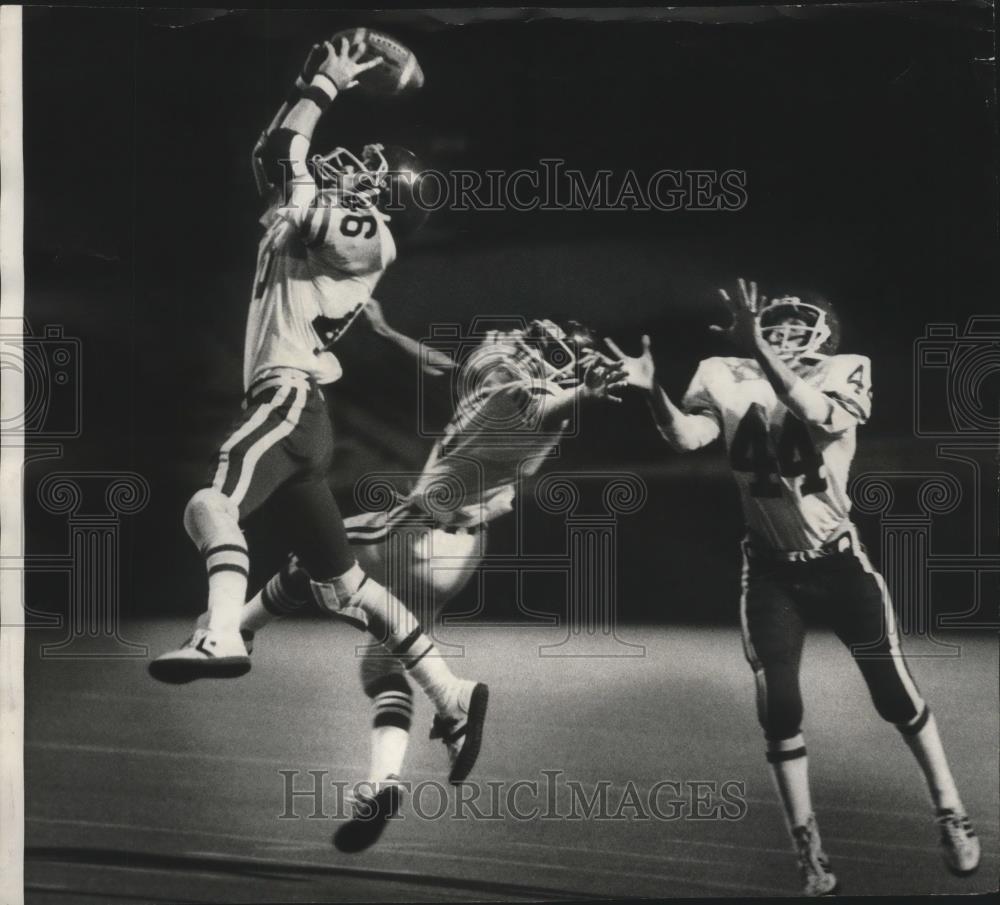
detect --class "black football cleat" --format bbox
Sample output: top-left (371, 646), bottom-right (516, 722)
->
top-left (333, 779), bottom-right (403, 854)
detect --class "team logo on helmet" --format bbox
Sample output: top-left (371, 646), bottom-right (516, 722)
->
top-left (758, 294), bottom-right (840, 362)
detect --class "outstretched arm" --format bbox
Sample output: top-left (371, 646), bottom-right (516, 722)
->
top-left (712, 278), bottom-right (836, 428)
top-left (605, 335), bottom-right (720, 451)
top-left (252, 44), bottom-right (329, 197)
top-left (362, 298), bottom-right (456, 376)
top-left (259, 39), bottom-right (382, 217)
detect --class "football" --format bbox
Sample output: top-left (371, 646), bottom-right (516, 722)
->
top-left (329, 28), bottom-right (424, 97)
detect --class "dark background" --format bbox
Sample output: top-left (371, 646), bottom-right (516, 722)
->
top-left (20, 3), bottom-right (998, 624)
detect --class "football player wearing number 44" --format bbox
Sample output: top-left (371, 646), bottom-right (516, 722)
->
top-left (149, 39), bottom-right (489, 783)
top-left (607, 279), bottom-right (980, 897)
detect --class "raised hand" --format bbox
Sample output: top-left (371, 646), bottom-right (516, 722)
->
top-left (710, 278), bottom-right (765, 354)
top-left (604, 334), bottom-right (655, 393)
top-left (580, 350), bottom-right (629, 403)
top-left (316, 37), bottom-right (383, 92)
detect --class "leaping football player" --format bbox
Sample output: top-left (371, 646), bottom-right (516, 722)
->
top-left (608, 279), bottom-right (980, 896)
top-left (238, 317), bottom-right (627, 852)
top-left (149, 39), bottom-right (489, 785)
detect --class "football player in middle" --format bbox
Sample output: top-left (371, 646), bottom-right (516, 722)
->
top-left (239, 316), bottom-right (628, 851)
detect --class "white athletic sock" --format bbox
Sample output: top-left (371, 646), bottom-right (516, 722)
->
top-left (767, 734), bottom-right (814, 834)
top-left (183, 491), bottom-right (247, 637)
top-left (371, 726), bottom-right (410, 784)
top-left (241, 593), bottom-right (273, 633)
top-left (203, 545), bottom-right (249, 636)
top-left (899, 708), bottom-right (963, 812)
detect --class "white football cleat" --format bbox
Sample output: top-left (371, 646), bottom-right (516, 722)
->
top-left (793, 815), bottom-right (839, 896)
top-left (430, 680), bottom-right (489, 784)
top-left (148, 627), bottom-right (251, 684)
top-left (937, 808), bottom-right (980, 876)
top-left (194, 610), bottom-right (255, 654)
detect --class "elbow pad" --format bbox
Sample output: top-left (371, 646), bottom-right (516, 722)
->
top-left (262, 128), bottom-right (298, 189)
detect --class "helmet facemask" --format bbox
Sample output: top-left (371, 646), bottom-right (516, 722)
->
top-left (758, 297), bottom-right (832, 363)
top-left (515, 319), bottom-right (595, 387)
top-left (311, 143), bottom-right (389, 209)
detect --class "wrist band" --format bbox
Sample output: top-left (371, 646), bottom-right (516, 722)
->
top-left (288, 72), bottom-right (340, 109)
top-left (312, 72), bottom-right (342, 94)
top-left (301, 86), bottom-right (333, 110)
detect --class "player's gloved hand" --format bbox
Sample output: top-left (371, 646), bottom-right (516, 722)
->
top-left (604, 334), bottom-right (656, 393)
top-left (314, 37), bottom-right (383, 93)
top-left (711, 277), bottom-right (765, 354)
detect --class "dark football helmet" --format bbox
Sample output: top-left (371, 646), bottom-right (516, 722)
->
top-left (311, 142), bottom-right (428, 239)
top-left (758, 293), bottom-right (840, 361)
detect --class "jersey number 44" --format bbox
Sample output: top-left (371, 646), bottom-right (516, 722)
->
top-left (730, 404), bottom-right (828, 498)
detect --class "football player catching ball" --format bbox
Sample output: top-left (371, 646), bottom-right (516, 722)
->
top-left (608, 279), bottom-right (980, 896)
top-left (149, 39), bottom-right (489, 784)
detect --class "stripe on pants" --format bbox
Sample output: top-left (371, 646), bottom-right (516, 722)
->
top-left (229, 386), bottom-right (307, 506)
top-left (738, 541), bottom-right (769, 730)
top-left (847, 525), bottom-right (925, 715)
top-left (212, 385), bottom-right (292, 494)
top-left (211, 385), bottom-right (305, 506)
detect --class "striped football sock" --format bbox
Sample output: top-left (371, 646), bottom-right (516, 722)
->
top-left (368, 675), bottom-right (414, 782)
top-left (204, 543), bottom-right (249, 636)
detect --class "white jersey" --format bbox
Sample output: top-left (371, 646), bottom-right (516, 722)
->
top-left (243, 197), bottom-right (396, 390)
top-left (409, 354), bottom-right (566, 528)
top-left (681, 354), bottom-right (872, 552)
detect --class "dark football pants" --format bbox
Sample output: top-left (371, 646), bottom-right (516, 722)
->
top-left (739, 535), bottom-right (926, 742)
top-left (205, 379), bottom-right (354, 580)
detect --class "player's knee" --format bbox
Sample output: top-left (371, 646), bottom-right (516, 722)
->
top-left (758, 672), bottom-right (803, 740)
top-left (870, 684), bottom-right (921, 726)
top-left (183, 487), bottom-right (240, 548)
top-left (763, 701), bottom-right (802, 740)
top-left (309, 562), bottom-right (373, 631)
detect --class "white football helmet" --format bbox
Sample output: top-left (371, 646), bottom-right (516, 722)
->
top-left (758, 295), bottom-right (840, 362)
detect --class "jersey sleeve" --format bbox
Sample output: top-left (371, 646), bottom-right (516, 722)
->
top-left (821, 355), bottom-right (873, 427)
top-left (680, 359), bottom-right (723, 427)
